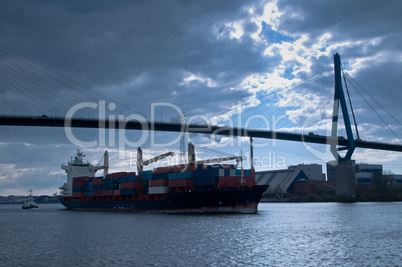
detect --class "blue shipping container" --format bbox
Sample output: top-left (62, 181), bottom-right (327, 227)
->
top-left (168, 171), bottom-right (193, 179)
top-left (102, 184), bottom-right (114, 190)
top-left (72, 186), bottom-right (84, 192)
top-left (120, 188), bottom-right (138, 195)
top-left (193, 169), bottom-right (219, 178)
top-left (126, 176), bottom-right (138, 182)
top-left (139, 170), bottom-right (153, 176)
top-left (152, 173), bottom-right (169, 180)
top-left (92, 184), bottom-right (102, 191)
top-left (142, 175), bottom-right (153, 181)
top-left (193, 176), bottom-right (219, 186)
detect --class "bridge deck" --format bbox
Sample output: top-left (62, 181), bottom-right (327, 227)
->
top-left (0, 115), bottom-right (401, 152)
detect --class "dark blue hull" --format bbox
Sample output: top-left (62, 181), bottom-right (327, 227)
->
top-left (59, 185), bottom-right (268, 213)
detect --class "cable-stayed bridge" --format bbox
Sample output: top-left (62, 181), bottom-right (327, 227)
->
top-left (1, 44), bottom-right (402, 196)
top-left (0, 44), bottom-right (401, 156)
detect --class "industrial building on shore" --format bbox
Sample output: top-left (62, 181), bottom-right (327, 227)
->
top-left (256, 163), bottom-right (402, 201)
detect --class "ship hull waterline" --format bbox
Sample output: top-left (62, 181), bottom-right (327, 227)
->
top-left (58, 185), bottom-right (268, 213)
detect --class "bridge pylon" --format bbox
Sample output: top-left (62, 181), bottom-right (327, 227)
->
top-left (330, 53), bottom-right (356, 199)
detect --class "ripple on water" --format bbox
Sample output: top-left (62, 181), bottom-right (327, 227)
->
top-left (0, 202), bottom-right (401, 266)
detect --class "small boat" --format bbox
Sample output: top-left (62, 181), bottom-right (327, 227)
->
top-left (22, 189), bottom-right (39, 209)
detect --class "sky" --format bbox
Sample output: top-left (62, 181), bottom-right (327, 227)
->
top-left (0, 0), bottom-right (401, 195)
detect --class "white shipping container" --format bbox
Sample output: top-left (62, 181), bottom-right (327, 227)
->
top-left (219, 169), bottom-right (225, 177)
top-left (148, 186), bottom-right (169, 194)
top-left (229, 169), bottom-right (236, 176)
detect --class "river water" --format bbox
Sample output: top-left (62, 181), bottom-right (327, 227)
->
top-left (0, 202), bottom-right (401, 266)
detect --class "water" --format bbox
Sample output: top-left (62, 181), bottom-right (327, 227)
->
top-left (1, 202), bottom-right (401, 266)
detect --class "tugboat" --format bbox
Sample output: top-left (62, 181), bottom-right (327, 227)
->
top-left (22, 189), bottom-right (39, 209)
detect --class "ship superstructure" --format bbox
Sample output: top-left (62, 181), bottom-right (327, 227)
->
top-left (60, 150), bottom-right (108, 196)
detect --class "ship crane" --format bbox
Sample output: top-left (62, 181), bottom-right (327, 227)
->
top-left (195, 156), bottom-right (241, 165)
top-left (136, 148), bottom-right (174, 173)
top-left (187, 142), bottom-right (242, 166)
top-left (97, 150), bottom-right (109, 178)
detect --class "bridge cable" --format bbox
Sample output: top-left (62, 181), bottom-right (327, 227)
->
top-left (344, 74), bottom-right (401, 143)
top-left (342, 70), bottom-right (360, 139)
top-left (0, 43), bottom-right (150, 120)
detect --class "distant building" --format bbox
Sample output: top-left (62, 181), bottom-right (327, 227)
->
top-left (326, 161), bottom-right (337, 182)
top-left (327, 162), bottom-right (383, 184)
top-left (288, 164), bottom-right (325, 181)
top-left (255, 164), bottom-right (325, 195)
top-left (256, 169), bottom-right (308, 194)
top-left (383, 174), bottom-right (402, 186)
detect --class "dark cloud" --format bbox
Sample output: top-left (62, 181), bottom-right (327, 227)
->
top-left (1, 0), bottom-right (401, 194)
top-left (277, 0), bottom-right (402, 41)
top-left (275, 0), bottom-right (402, 119)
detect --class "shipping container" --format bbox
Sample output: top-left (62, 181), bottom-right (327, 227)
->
top-left (193, 169), bottom-right (220, 178)
top-left (169, 178), bottom-right (193, 187)
top-left (92, 177), bottom-right (103, 185)
top-left (217, 176), bottom-right (256, 187)
top-left (120, 176), bottom-right (138, 183)
top-left (107, 172), bottom-right (124, 178)
top-left (139, 170), bottom-right (153, 176)
top-left (120, 182), bottom-right (138, 189)
top-left (152, 173), bottom-right (169, 180)
top-left (120, 188), bottom-right (138, 195)
top-left (102, 190), bottom-right (114, 196)
top-left (217, 176), bottom-right (238, 187)
top-left (149, 179), bottom-right (169, 187)
top-left (219, 169), bottom-right (225, 177)
top-left (102, 184), bottom-right (114, 190)
top-left (168, 171), bottom-right (193, 180)
top-left (142, 175), bottom-right (153, 181)
top-left (92, 184), bottom-right (102, 191)
top-left (153, 163), bottom-right (196, 174)
top-left (234, 169), bottom-right (251, 177)
top-left (148, 186), bottom-right (169, 194)
top-left (72, 187), bottom-right (81, 193)
top-left (193, 176), bottom-right (219, 186)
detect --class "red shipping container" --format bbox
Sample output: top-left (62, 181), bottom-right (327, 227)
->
top-left (149, 179), bottom-right (169, 187)
top-left (244, 176), bottom-right (256, 186)
top-left (92, 178), bottom-right (103, 185)
top-left (153, 166), bottom-right (175, 174)
top-left (120, 182), bottom-right (138, 189)
top-left (169, 178), bottom-right (193, 187)
top-left (73, 181), bottom-right (84, 187)
top-left (217, 176), bottom-right (256, 187)
top-left (154, 164), bottom-right (197, 174)
top-left (174, 163), bottom-right (196, 172)
top-left (102, 190), bottom-right (114, 196)
top-left (217, 176), bottom-right (238, 187)
top-left (126, 172), bottom-right (136, 176)
top-left (108, 172), bottom-right (129, 178)
top-left (114, 190), bottom-right (120, 196)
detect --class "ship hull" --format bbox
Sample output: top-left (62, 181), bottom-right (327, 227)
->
top-left (58, 185), bottom-right (268, 213)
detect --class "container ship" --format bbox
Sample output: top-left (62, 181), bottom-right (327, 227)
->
top-left (58, 143), bottom-right (268, 213)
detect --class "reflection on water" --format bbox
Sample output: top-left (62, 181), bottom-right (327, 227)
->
top-left (0, 202), bottom-right (401, 266)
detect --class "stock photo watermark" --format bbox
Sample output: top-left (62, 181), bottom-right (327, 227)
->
top-left (63, 100), bottom-right (334, 164)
